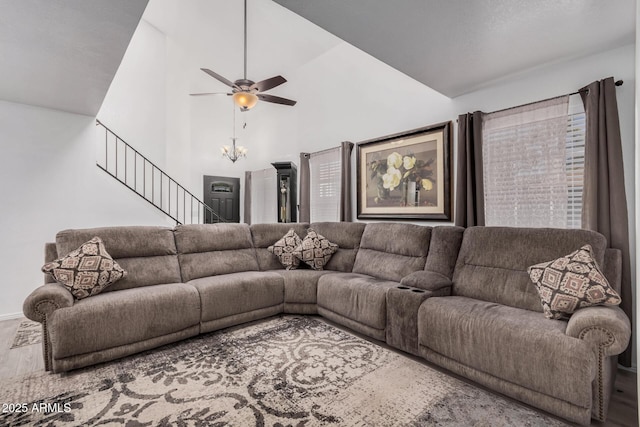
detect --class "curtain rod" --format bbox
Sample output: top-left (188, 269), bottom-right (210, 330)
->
top-left (459, 80), bottom-right (623, 120)
top-left (303, 145), bottom-right (341, 158)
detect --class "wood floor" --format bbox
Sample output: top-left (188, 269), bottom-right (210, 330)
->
top-left (0, 317), bottom-right (637, 426)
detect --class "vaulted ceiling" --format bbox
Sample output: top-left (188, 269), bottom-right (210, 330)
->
top-left (0, 0), bottom-right (634, 117)
top-left (273, 0), bottom-right (636, 97)
top-left (0, 0), bottom-right (148, 115)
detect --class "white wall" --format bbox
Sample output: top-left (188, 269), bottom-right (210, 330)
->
top-left (0, 100), bottom-right (171, 319)
top-left (99, 20), bottom-right (168, 171)
top-left (239, 41), bottom-right (454, 224)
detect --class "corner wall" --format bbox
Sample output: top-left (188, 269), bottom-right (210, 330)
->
top-left (0, 100), bottom-right (171, 318)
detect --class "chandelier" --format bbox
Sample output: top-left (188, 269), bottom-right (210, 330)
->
top-left (221, 138), bottom-right (247, 163)
top-left (221, 105), bottom-right (247, 163)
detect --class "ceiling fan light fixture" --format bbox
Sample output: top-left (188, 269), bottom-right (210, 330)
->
top-left (232, 92), bottom-right (258, 110)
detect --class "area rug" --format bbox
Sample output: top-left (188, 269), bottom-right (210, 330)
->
top-left (10, 319), bottom-right (42, 349)
top-left (0, 315), bottom-right (567, 426)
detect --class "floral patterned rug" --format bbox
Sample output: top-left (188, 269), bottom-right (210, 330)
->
top-left (0, 316), bottom-right (567, 426)
top-left (11, 319), bottom-right (42, 349)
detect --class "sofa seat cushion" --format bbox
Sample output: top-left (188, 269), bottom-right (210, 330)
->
top-left (189, 271), bottom-right (284, 322)
top-left (49, 283), bottom-right (200, 359)
top-left (418, 296), bottom-right (596, 407)
top-left (275, 269), bottom-right (333, 304)
top-left (317, 273), bottom-right (399, 330)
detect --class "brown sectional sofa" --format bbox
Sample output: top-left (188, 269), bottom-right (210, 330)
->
top-left (23, 222), bottom-right (631, 425)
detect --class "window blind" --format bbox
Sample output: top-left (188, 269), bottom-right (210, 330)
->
top-left (482, 95), bottom-right (585, 228)
top-left (565, 110), bottom-right (586, 228)
top-left (309, 147), bottom-right (341, 222)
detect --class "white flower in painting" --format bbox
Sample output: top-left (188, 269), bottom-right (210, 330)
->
top-left (403, 156), bottom-right (416, 170)
top-left (383, 167), bottom-right (402, 191)
top-left (421, 178), bottom-right (433, 191)
top-left (387, 152), bottom-right (403, 169)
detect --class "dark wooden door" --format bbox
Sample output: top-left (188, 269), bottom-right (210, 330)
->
top-left (203, 176), bottom-right (240, 223)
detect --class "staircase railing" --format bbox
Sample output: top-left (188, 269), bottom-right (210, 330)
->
top-left (96, 120), bottom-right (223, 225)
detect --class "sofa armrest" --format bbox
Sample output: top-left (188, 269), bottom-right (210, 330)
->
top-left (23, 284), bottom-right (74, 322)
top-left (566, 306), bottom-right (631, 357)
top-left (400, 270), bottom-right (452, 291)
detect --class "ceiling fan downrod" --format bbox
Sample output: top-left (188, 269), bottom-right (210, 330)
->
top-left (190, 0), bottom-right (297, 109)
top-left (243, 0), bottom-right (247, 80)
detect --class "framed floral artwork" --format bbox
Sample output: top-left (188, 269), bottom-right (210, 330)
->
top-left (356, 121), bottom-right (452, 220)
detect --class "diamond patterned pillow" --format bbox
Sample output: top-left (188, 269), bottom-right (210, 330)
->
top-left (267, 229), bottom-right (303, 270)
top-left (527, 244), bottom-right (621, 319)
top-left (292, 229), bottom-right (338, 271)
top-left (42, 237), bottom-right (127, 300)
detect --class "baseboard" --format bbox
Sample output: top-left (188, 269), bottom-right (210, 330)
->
top-left (0, 312), bottom-right (24, 322)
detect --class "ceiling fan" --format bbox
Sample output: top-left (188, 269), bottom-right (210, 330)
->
top-left (190, 0), bottom-right (297, 111)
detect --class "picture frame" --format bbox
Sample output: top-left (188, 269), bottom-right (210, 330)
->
top-left (356, 121), bottom-right (452, 221)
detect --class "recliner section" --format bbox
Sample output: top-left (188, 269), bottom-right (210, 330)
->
top-left (316, 223), bottom-right (433, 339)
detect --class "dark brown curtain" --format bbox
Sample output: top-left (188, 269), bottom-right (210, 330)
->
top-left (340, 141), bottom-right (354, 222)
top-left (455, 111), bottom-right (485, 227)
top-left (299, 152), bottom-right (310, 223)
top-left (580, 77), bottom-right (632, 366)
top-left (243, 171), bottom-right (252, 224)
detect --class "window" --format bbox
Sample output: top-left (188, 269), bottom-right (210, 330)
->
top-left (309, 147), bottom-right (341, 222)
top-left (482, 95), bottom-right (585, 228)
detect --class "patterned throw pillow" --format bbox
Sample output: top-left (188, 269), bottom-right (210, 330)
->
top-left (267, 229), bottom-right (303, 270)
top-left (42, 237), bottom-right (127, 300)
top-left (527, 245), bottom-right (621, 319)
top-left (292, 229), bottom-right (338, 271)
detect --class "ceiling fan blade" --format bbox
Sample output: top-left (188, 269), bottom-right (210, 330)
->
top-left (251, 75), bottom-right (286, 93)
top-left (189, 92), bottom-right (232, 96)
top-left (201, 68), bottom-right (238, 89)
top-left (257, 93), bottom-right (297, 106)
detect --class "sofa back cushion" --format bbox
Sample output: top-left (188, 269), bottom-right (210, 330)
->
top-left (175, 223), bottom-right (259, 281)
top-left (425, 226), bottom-right (465, 278)
top-left (55, 226), bottom-right (181, 292)
top-left (352, 223), bottom-right (431, 281)
top-left (452, 226), bottom-right (608, 312)
top-left (310, 222), bottom-right (366, 272)
top-left (250, 223), bottom-right (310, 270)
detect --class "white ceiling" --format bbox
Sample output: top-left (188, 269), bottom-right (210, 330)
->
top-left (0, 0), bottom-right (148, 115)
top-left (142, 0), bottom-right (341, 96)
top-left (0, 0), bottom-right (634, 117)
top-left (272, 0), bottom-right (636, 97)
